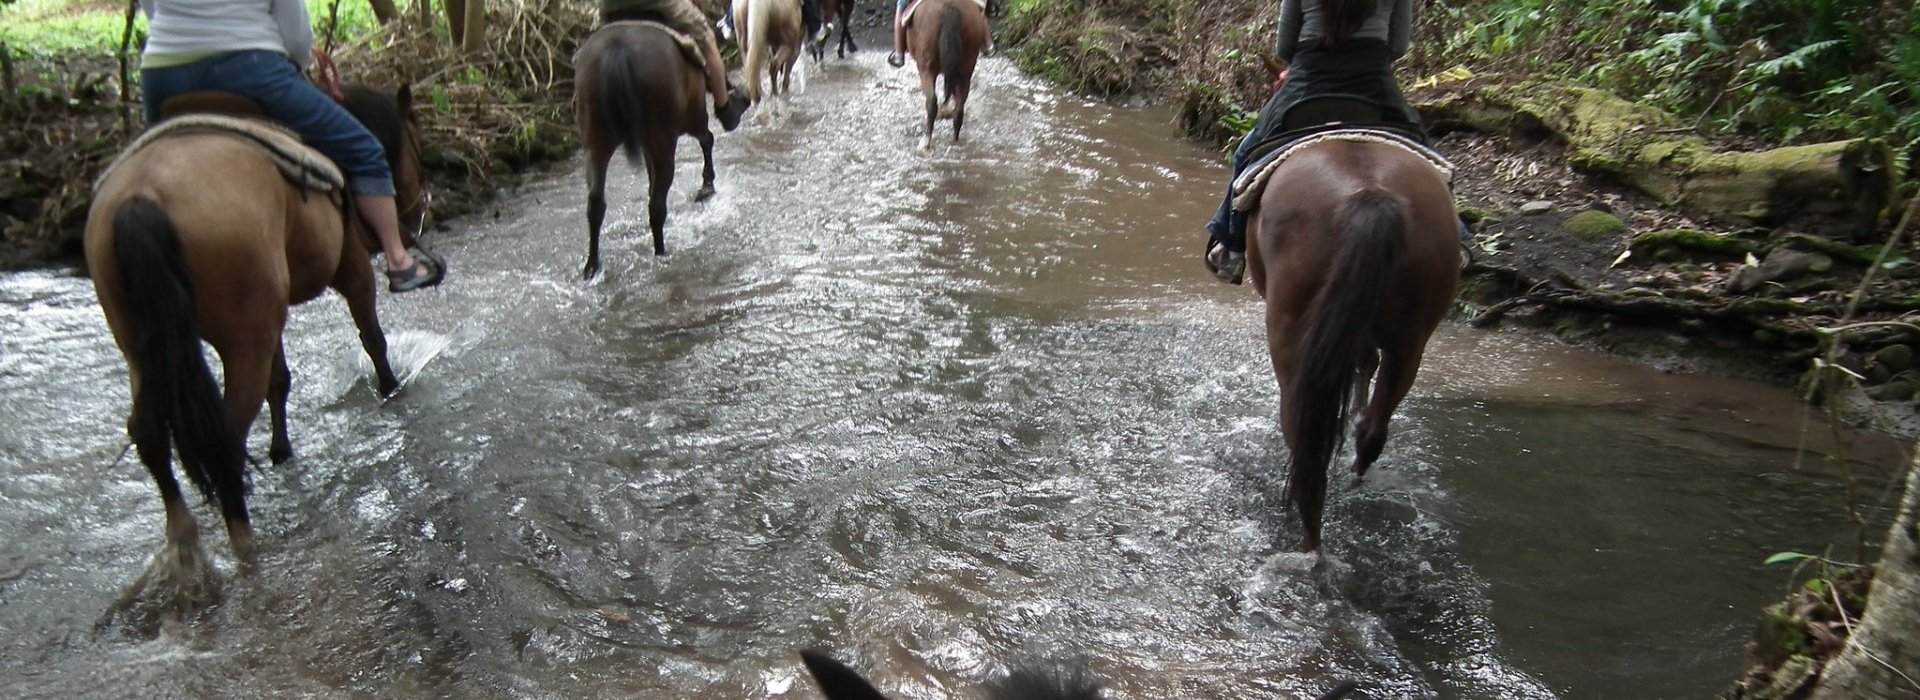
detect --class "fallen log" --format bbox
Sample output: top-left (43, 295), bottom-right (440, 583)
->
top-left (1415, 81), bottom-right (1894, 235)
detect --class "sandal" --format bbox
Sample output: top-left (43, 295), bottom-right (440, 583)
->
top-left (386, 251), bottom-right (445, 293)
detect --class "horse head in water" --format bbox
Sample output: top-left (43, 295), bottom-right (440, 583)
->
top-left (734, 0), bottom-right (805, 103)
top-left (904, 0), bottom-right (989, 147)
top-left (85, 83), bottom-right (430, 578)
top-left (799, 650), bottom-right (1362, 699)
top-left (1242, 105), bottom-right (1460, 552)
top-left (574, 22), bottom-right (721, 278)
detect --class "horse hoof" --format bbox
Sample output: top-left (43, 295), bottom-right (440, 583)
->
top-left (269, 443), bottom-right (293, 465)
top-left (694, 185), bottom-right (716, 202)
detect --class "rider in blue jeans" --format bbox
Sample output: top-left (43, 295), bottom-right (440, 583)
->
top-left (138, 0), bottom-right (442, 292)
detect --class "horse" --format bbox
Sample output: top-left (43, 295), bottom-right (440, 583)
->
top-left (574, 22), bottom-right (720, 279)
top-left (733, 0), bottom-right (805, 103)
top-left (799, 650), bottom-right (1361, 700)
top-left (808, 0), bottom-right (857, 61)
top-left (1243, 104), bottom-right (1462, 553)
top-left (904, 0), bottom-right (988, 146)
top-left (84, 84), bottom-right (431, 570)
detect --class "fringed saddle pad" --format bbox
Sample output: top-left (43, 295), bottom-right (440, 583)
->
top-left (903, 0), bottom-right (988, 23)
top-left (592, 21), bottom-right (706, 72)
top-left (1231, 128), bottom-right (1456, 212)
top-left (96, 115), bottom-right (344, 193)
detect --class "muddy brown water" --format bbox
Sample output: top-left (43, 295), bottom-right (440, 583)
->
top-left (0, 55), bottom-right (1904, 699)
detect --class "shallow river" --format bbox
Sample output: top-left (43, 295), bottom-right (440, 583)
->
top-left (0, 52), bottom-right (1903, 699)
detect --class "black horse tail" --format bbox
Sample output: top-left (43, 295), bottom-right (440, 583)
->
top-left (595, 38), bottom-right (649, 166)
top-left (937, 5), bottom-right (964, 104)
top-left (1286, 189), bottom-right (1403, 552)
top-left (112, 196), bottom-right (249, 513)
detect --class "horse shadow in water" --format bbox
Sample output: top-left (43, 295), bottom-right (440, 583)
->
top-left (904, 0), bottom-right (988, 148)
top-left (84, 84), bottom-right (432, 619)
top-left (735, 0), bottom-right (805, 105)
top-left (574, 22), bottom-right (722, 279)
top-left (808, 0), bottom-right (858, 61)
top-left (799, 650), bottom-right (1364, 699)
top-left (1243, 113), bottom-right (1461, 553)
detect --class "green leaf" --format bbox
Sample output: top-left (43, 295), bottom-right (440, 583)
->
top-left (1764, 551), bottom-right (1815, 566)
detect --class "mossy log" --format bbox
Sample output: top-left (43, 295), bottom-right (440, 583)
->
top-left (1416, 82), bottom-right (1894, 233)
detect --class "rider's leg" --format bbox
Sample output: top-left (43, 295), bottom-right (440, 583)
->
top-left (177, 50), bottom-right (432, 289)
top-left (889, 0), bottom-right (908, 66)
top-left (1204, 127), bottom-right (1262, 284)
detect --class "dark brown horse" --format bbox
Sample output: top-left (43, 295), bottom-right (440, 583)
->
top-left (904, 0), bottom-right (988, 146)
top-left (808, 0), bottom-right (857, 61)
top-left (1246, 138), bottom-right (1460, 553)
top-left (85, 84), bottom-right (430, 570)
top-left (574, 22), bottom-right (719, 278)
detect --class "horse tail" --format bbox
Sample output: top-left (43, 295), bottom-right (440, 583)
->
top-left (595, 37), bottom-right (649, 165)
top-left (745, 0), bottom-right (771, 102)
top-left (1286, 189), bottom-right (1403, 552)
top-left (111, 196), bottom-right (249, 510)
top-left (937, 5), bottom-right (963, 103)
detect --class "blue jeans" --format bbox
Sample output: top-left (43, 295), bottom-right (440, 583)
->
top-left (140, 50), bottom-right (395, 197)
top-left (1206, 128), bottom-right (1259, 253)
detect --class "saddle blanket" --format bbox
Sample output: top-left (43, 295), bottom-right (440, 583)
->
top-left (1231, 128), bottom-right (1455, 212)
top-left (591, 20), bottom-right (706, 72)
top-left (903, 0), bottom-right (988, 23)
top-left (97, 115), bottom-right (344, 194)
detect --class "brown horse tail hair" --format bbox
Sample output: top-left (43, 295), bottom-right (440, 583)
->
top-left (595, 39), bottom-right (649, 166)
top-left (937, 5), bottom-right (964, 104)
top-left (1286, 188), bottom-right (1403, 552)
top-left (112, 196), bottom-right (250, 512)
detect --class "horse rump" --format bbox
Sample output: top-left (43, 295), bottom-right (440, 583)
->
top-left (110, 196), bottom-right (250, 514)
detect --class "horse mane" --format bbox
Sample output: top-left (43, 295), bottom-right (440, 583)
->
top-left (980, 664), bottom-right (1106, 700)
top-left (339, 84), bottom-right (407, 163)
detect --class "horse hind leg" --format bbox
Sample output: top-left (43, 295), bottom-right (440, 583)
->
top-left (267, 341), bottom-right (293, 464)
top-left (583, 140), bottom-right (616, 278)
top-left (644, 136), bottom-right (678, 256)
top-left (1352, 346), bottom-right (1422, 478)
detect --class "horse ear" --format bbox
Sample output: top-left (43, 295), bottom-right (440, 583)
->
top-left (799, 650), bottom-right (893, 700)
top-left (396, 84), bottom-right (414, 116)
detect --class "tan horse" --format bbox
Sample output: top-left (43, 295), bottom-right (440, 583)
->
top-left (1245, 136), bottom-right (1460, 552)
top-left (733, 0), bottom-right (805, 103)
top-left (904, 0), bottom-right (988, 146)
top-left (84, 85), bottom-right (431, 567)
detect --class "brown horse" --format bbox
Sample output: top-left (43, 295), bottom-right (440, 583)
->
top-left (84, 84), bottom-right (430, 568)
top-left (904, 0), bottom-right (988, 146)
top-left (734, 0), bottom-right (805, 103)
top-left (574, 22), bottom-right (720, 279)
top-left (1245, 138), bottom-right (1460, 553)
top-left (808, 0), bottom-right (857, 61)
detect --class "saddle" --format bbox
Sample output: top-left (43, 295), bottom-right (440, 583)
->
top-left (901, 0), bottom-right (988, 23)
top-left (96, 91), bottom-right (346, 194)
top-left (590, 20), bottom-right (707, 71)
top-left (1230, 95), bottom-right (1454, 212)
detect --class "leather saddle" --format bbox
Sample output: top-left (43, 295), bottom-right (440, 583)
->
top-left (1244, 94), bottom-right (1425, 166)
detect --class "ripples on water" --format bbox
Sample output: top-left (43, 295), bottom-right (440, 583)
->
top-left (0, 52), bottom-right (1900, 699)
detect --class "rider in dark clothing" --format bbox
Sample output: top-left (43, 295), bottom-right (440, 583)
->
top-left (1203, 0), bottom-right (1423, 285)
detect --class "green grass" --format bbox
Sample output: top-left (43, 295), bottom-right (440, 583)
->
top-left (0, 0), bottom-right (409, 58)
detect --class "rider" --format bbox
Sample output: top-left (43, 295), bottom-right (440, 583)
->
top-left (138, 0), bottom-right (444, 292)
top-left (887, 0), bottom-right (993, 68)
top-left (1202, 0), bottom-right (1423, 285)
top-left (600, 0), bottom-right (750, 131)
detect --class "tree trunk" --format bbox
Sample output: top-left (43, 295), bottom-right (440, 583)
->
top-left (443, 0), bottom-right (467, 46)
top-left (1808, 459), bottom-right (1920, 700)
top-left (1414, 82), bottom-right (1894, 237)
top-left (460, 0), bottom-right (486, 54)
top-left (415, 0), bottom-right (433, 25)
top-left (367, 0), bottom-right (399, 24)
